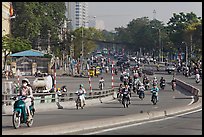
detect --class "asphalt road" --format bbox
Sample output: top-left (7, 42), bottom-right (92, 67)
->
top-left (82, 108), bottom-right (202, 135)
top-left (2, 64), bottom-right (202, 135)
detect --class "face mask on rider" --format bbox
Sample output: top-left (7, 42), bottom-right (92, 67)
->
top-left (23, 83), bottom-right (27, 87)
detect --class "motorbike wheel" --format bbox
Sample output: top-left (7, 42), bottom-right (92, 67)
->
top-left (76, 99), bottom-right (79, 109)
top-left (152, 96), bottom-right (157, 105)
top-left (12, 111), bottom-right (21, 129)
top-left (139, 93), bottom-right (144, 100)
top-left (122, 98), bottom-right (128, 108)
top-left (27, 111), bottom-right (34, 127)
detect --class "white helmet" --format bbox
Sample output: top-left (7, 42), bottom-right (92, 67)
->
top-left (22, 78), bottom-right (30, 85)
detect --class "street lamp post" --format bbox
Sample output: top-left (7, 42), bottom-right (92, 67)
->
top-left (152, 27), bottom-right (162, 62)
top-left (182, 42), bottom-right (188, 68)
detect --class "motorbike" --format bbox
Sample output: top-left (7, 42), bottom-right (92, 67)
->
top-left (114, 69), bottom-right (118, 75)
top-left (133, 84), bottom-right (137, 93)
top-left (172, 82), bottom-right (176, 91)
top-left (122, 93), bottom-right (129, 108)
top-left (117, 91), bottom-right (122, 103)
top-left (138, 88), bottom-right (145, 100)
top-left (120, 75), bottom-right (124, 82)
top-left (99, 81), bottom-right (104, 90)
top-left (75, 93), bottom-right (84, 109)
top-left (160, 82), bottom-right (165, 90)
top-left (195, 74), bottom-right (200, 83)
top-left (151, 90), bottom-right (158, 105)
top-left (11, 96), bottom-right (35, 129)
top-left (144, 82), bottom-right (149, 90)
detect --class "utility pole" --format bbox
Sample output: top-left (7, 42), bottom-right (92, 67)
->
top-left (158, 28), bottom-right (162, 62)
top-left (37, 32), bottom-right (40, 50)
top-left (47, 30), bottom-right (51, 54)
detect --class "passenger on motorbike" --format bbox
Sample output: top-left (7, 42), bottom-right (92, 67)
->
top-left (150, 83), bottom-right (159, 102)
top-left (122, 83), bottom-right (131, 104)
top-left (75, 84), bottom-right (86, 107)
top-left (18, 78), bottom-right (33, 121)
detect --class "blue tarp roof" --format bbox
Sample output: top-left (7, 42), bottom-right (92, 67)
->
top-left (9, 49), bottom-right (45, 57)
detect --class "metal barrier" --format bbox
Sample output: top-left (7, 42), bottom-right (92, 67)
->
top-left (2, 88), bottom-right (115, 106)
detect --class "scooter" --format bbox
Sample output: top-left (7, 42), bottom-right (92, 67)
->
top-left (172, 82), bottom-right (176, 91)
top-left (151, 91), bottom-right (158, 105)
top-left (75, 93), bottom-right (84, 109)
top-left (144, 81), bottom-right (150, 90)
top-left (160, 82), bottom-right (165, 90)
top-left (138, 88), bottom-right (145, 100)
top-left (122, 93), bottom-right (129, 108)
top-left (11, 96), bottom-right (35, 129)
top-left (195, 74), bottom-right (200, 83)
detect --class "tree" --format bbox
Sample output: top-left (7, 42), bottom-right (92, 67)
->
top-left (72, 27), bottom-right (105, 58)
top-left (167, 12), bottom-right (202, 61)
top-left (11, 2), bottom-right (66, 51)
top-left (2, 34), bottom-right (32, 70)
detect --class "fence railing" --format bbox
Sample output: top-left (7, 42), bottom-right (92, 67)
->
top-left (2, 88), bottom-right (115, 106)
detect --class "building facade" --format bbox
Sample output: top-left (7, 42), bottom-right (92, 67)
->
top-left (2, 2), bottom-right (12, 70)
top-left (65, 2), bottom-right (88, 30)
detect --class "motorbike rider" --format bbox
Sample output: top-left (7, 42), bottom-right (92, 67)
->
top-left (152, 76), bottom-right (158, 86)
top-left (171, 77), bottom-right (176, 90)
top-left (160, 77), bottom-right (166, 88)
top-left (18, 78), bottom-right (33, 122)
top-left (123, 74), bottom-right (129, 86)
top-left (128, 76), bottom-right (133, 89)
top-left (195, 68), bottom-right (200, 83)
top-left (75, 84), bottom-right (87, 107)
top-left (133, 75), bottom-right (141, 93)
top-left (138, 82), bottom-right (145, 97)
top-left (99, 77), bottom-right (105, 89)
top-left (150, 83), bottom-right (159, 102)
top-left (122, 83), bottom-right (131, 104)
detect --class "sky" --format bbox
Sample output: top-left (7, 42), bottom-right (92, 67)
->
top-left (88, 2), bottom-right (202, 31)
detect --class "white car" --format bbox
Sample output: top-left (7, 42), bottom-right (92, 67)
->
top-left (165, 64), bottom-right (176, 74)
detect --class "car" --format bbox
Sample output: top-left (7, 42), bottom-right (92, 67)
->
top-left (165, 64), bottom-right (176, 74)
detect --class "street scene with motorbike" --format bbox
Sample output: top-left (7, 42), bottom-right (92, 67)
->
top-left (2, 2), bottom-right (201, 135)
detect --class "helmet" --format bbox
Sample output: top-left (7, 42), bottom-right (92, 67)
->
top-left (154, 77), bottom-right (157, 79)
top-left (153, 83), bottom-right (157, 86)
top-left (80, 84), bottom-right (83, 87)
top-left (22, 78), bottom-right (30, 85)
top-left (140, 83), bottom-right (144, 86)
top-left (57, 88), bottom-right (61, 91)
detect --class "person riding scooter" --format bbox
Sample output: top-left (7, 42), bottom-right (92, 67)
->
top-left (18, 78), bottom-right (34, 122)
top-left (160, 77), bottom-right (166, 89)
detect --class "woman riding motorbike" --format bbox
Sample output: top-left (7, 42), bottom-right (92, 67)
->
top-left (18, 78), bottom-right (34, 121)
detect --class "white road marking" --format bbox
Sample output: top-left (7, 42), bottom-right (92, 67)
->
top-left (188, 96), bottom-right (194, 105)
top-left (84, 108), bottom-right (202, 135)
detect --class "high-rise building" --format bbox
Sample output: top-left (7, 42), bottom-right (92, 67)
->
top-left (65, 2), bottom-right (88, 30)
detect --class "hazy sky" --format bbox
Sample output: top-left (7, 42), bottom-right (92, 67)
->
top-left (88, 2), bottom-right (202, 31)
